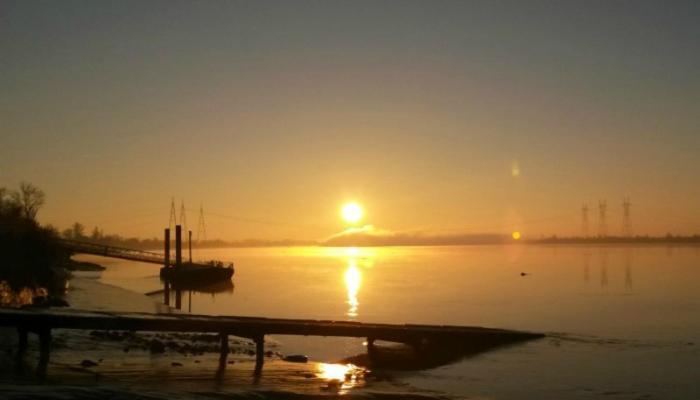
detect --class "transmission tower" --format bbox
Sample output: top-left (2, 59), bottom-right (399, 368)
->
top-left (196, 204), bottom-right (207, 243)
top-left (581, 204), bottom-right (589, 238)
top-left (622, 198), bottom-right (632, 237)
top-left (168, 198), bottom-right (177, 234)
top-left (598, 200), bottom-right (607, 238)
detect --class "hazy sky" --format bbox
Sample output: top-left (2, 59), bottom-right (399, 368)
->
top-left (2, 1), bottom-right (699, 240)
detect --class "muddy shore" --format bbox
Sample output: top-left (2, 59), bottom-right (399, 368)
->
top-left (0, 272), bottom-right (457, 399)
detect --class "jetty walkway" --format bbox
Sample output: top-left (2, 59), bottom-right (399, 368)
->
top-left (0, 308), bottom-right (543, 375)
top-left (59, 239), bottom-right (170, 265)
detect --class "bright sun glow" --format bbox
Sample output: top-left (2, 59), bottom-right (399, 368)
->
top-left (512, 231), bottom-right (522, 240)
top-left (341, 202), bottom-right (363, 224)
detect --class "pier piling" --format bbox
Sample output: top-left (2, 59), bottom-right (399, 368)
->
top-left (37, 328), bottom-right (51, 377)
top-left (188, 230), bottom-right (193, 263)
top-left (164, 228), bottom-right (170, 268)
top-left (254, 334), bottom-right (265, 374)
top-left (219, 333), bottom-right (229, 364)
top-left (175, 225), bottom-right (182, 268)
top-left (16, 327), bottom-right (27, 360)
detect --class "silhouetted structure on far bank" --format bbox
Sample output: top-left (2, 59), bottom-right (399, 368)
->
top-left (530, 234), bottom-right (700, 245)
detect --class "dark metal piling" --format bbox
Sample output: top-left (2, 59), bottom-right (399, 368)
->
top-left (175, 225), bottom-right (182, 268)
top-left (164, 228), bottom-right (171, 267)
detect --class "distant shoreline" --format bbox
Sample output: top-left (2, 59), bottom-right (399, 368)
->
top-left (161, 239), bottom-right (700, 250)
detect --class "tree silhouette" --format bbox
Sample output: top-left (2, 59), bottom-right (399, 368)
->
top-left (12, 182), bottom-right (45, 220)
top-left (72, 222), bottom-right (85, 239)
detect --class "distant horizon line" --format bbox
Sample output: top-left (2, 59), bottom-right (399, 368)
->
top-left (64, 231), bottom-right (700, 250)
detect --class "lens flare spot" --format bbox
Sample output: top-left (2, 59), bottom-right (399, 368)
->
top-left (511, 160), bottom-right (521, 177)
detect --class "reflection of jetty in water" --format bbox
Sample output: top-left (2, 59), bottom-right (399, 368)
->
top-left (149, 280), bottom-right (234, 312)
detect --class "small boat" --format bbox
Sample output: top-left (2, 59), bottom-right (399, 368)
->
top-left (160, 261), bottom-right (234, 286)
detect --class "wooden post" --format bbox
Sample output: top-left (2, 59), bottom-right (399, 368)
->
top-left (175, 289), bottom-right (182, 310)
top-left (175, 225), bottom-right (182, 268)
top-left (411, 338), bottom-right (428, 357)
top-left (219, 333), bottom-right (229, 364)
top-left (254, 334), bottom-right (264, 375)
top-left (367, 337), bottom-right (376, 360)
top-left (216, 332), bottom-right (229, 379)
top-left (188, 230), bottom-right (192, 263)
top-left (164, 281), bottom-right (170, 306)
top-left (164, 228), bottom-right (171, 267)
top-left (38, 328), bottom-right (51, 377)
top-left (16, 327), bottom-right (28, 360)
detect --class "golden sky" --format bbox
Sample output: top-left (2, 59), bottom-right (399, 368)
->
top-left (1, 2), bottom-right (699, 240)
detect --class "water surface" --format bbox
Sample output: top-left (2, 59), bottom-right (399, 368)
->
top-left (78, 244), bottom-right (700, 399)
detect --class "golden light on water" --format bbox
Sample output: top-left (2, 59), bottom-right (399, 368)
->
top-left (317, 363), bottom-right (363, 393)
top-left (344, 259), bottom-right (361, 317)
top-left (341, 202), bottom-right (363, 224)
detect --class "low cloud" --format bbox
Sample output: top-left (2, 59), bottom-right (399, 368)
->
top-left (322, 225), bottom-right (509, 247)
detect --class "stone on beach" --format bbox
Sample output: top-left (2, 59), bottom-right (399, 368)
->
top-left (282, 354), bottom-right (309, 363)
top-left (80, 359), bottom-right (98, 368)
top-left (149, 339), bottom-right (165, 354)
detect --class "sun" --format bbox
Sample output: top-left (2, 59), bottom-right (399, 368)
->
top-left (341, 202), bottom-right (363, 224)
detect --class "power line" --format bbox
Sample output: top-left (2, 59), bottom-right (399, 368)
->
top-left (187, 208), bottom-right (334, 231)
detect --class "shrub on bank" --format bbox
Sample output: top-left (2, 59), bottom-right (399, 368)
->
top-left (0, 183), bottom-right (69, 294)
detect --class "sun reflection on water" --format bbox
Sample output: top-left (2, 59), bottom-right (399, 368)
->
top-left (317, 363), bottom-right (364, 394)
top-left (344, 259), bottom-right (361, 317)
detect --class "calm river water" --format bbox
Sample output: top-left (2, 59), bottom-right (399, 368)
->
top-left (77, 244), bottom-right (700, 399)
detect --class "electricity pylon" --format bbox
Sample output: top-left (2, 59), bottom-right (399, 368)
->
top-left (168, 198), bottom-right (177, 234)
top-left (196, 204), bottom-right (207, 243)
top-left (598, 200), bottom-right (607, 238)
top-left (180, 200), bottom-right (187, 236)
top-left (622, 198), bottom-right (632, 237)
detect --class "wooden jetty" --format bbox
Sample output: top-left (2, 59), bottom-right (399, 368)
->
top-left (59, 225), bottom-right (212, 267)
top-left (0, 307), bottom-right (543, 375)
top-left (59, 225), bottom-right (234, 286)
top-left (59, 238), bottom-right (169, 265)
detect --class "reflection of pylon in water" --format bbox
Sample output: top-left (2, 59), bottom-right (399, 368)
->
top-left (197, 204), bottom-right (206, 243)
top-left (599, 250), bottom-right (608, 288)
top-left (168, 198), bottom-right (177, 234)
top-left (624, 250), bottom-right (633, 292)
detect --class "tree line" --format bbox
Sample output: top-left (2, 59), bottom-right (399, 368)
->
top-left (0, 182), bottom-right (67, 292)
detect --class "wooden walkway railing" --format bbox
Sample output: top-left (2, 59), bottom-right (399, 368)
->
top-left (0, 308), bottom-right (543, 376)
top-left (58, 239), bottom-right (169, 265)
